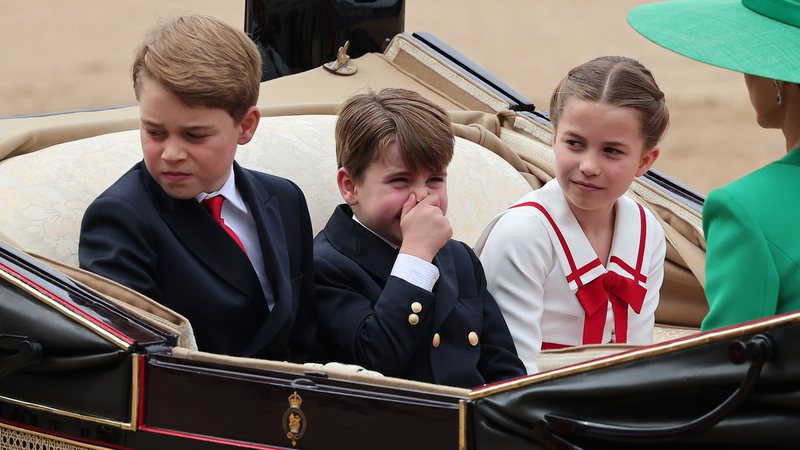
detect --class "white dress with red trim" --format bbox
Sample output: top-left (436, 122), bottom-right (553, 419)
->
top-left (474, 179), bottom-right (666, 374)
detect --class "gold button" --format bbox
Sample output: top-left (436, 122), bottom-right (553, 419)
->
top-left (411, 301), bottom-right (423, 313)
top-left (432, 333), bottom-right (440, 348)
top-left (408, 313), bottom-right (420, 325)
top-left (468, 331), bottom-right (479, 346)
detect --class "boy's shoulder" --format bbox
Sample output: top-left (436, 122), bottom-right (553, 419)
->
top-left (93, 161), bottom-right (150, 203)
top-left (436, 239), bottom-right (482, 276)
top-left (441, 239), bottom-right (474, 260)
top-left (235, 164), bottom-right (304, 199)
top-left (313, 204), bottom-right (368, 258)
top-left (92, 162), bottom-right (307, 212)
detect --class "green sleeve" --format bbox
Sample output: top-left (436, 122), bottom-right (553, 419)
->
top-left (701, 188), bottom-right (779, 330)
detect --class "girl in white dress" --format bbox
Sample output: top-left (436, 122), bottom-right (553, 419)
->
top-left (475, 56), bottom-right (669, 374)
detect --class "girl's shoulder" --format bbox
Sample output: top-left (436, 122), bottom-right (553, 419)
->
top-left (502, 180), bottom-right (566, 218)
top-left (616, 194), bottom-right (666, 243)
top-left (487, 188), bottom-right (561, 235)
top-left (474, 184), bottom-right (565, 257)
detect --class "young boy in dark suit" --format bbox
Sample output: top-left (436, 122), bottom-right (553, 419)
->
top-left (79, 15), bottom-right (317, 362)
top-left (314, 88), bottom-right (525, 387)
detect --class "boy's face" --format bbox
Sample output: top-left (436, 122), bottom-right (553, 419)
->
top-left (339, 141), bottom-right (448, 245)
top-left (138, 78), bottom-right (259, 199)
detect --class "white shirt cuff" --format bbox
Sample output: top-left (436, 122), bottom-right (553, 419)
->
top-left (391, 253), bottom-right (440, 292)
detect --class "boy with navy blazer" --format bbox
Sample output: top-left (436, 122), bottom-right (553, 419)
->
top-left (314, 88), bottom-right (524, 387)
top-left (79, 16), bottom-right (317, 362)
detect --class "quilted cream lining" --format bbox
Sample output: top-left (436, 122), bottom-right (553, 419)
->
top-left (0, 115), bottom-right (531, 266)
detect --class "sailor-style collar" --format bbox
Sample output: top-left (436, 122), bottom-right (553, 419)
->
top-left (509, 179), bottom-right (651, 344)
top-left (511, 180), bottom-right (650, 291)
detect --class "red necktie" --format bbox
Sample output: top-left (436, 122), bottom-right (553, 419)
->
top-left (575, 271), bottom-right (646, 344)
top-left (201, 195), bottom-right (248, 256)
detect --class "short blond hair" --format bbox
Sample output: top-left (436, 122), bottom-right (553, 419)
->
top-left (132, 15), bottom-right (262, 121)
top-left (335, 88), bottom-right (454, 182)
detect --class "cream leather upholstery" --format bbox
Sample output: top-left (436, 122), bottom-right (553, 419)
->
top-left (0, 115), bottom-right (531, 267)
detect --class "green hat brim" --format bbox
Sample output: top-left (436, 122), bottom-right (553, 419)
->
top-left (628, 0), bottom-right (800, 84)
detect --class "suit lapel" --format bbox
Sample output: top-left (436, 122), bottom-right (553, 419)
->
top-left (142, 164), bottom-right (265, 307)
top-left (324, 205), bottom-right (397, 283)
top-left (235, 165), bottom-right (295, 350)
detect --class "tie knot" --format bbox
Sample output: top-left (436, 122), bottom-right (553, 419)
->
top-left (601, 271), bottom-right (624, 292)
top-left (202, 195), bottom-right (225, 219)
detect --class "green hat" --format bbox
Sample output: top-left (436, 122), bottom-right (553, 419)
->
top-left (628, 0), bottom-right (800, 84)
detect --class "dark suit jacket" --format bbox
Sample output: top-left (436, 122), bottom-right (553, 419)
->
top-left (79, 161), bottom-right (318, 362)
top-left (314, 204), bottom-right (525, 388)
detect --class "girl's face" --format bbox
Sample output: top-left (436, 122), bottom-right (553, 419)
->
top-left (553, 98), bottom-right (658, 219)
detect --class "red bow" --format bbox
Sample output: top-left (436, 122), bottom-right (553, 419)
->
top-left (575, 271), bottom-right (646, 344)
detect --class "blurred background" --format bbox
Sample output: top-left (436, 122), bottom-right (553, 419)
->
top-left (0, 0), bottom-right (784, 194)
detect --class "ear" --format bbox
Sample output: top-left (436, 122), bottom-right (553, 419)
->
top-left (237, 106), bottom-right (261, 145)
top-left (635, 146), bottom-right (659, 177)
top-left (337, 167), bottom-right (359, 205)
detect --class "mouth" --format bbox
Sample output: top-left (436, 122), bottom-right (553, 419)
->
top-left (162, 171), bottom-right (190, 183)
top-left (572, 179), bottom-right (601, 191)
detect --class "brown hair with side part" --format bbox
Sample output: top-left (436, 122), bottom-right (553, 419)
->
top-left (335, 88), bottom-right (455, 183)
top-left (131, 15), bottom-right (262, 122)
top-left (550, 55), bottom-right (669, 149)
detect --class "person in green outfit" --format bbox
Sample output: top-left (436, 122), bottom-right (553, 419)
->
top-left (628, 0), bottom-right (800, 330)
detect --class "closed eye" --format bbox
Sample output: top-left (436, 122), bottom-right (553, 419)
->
top-left (185, 132), bottom-right (209, 142)
top-left (144, 128), bottom-right (166, 139)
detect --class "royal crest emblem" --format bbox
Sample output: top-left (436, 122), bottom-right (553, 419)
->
top-left (282, 391), bottom-right (307, 446)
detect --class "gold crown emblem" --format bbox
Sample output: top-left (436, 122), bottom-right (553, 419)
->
top-left (288, 391), bottom-right (302, 408)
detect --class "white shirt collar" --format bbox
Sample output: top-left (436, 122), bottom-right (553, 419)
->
top-left (351, 214), bottom-right (399, 249)
top-left (195, 166), bottom-right (248, 214)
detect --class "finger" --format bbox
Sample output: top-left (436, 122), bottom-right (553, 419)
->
top-left (401, 193), bottom-right (417, 218)
top-left (422, 193), bottom-right (439, 208)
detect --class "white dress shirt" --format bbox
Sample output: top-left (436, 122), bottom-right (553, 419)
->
top-left (196, 168), bottom-right (273, 310)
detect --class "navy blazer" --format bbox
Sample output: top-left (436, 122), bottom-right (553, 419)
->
top-left (79, 161), bottom-right (318, 362)
top-left (314, 204), bottom-right (525, 388)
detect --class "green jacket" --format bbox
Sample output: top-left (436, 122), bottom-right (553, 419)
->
top-left (702, 148), bottom-right (800, 330)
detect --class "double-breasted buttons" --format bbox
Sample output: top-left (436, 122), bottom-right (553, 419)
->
top-left (432, 333), bottom-right (441, 348)
top-left (408, 301), bottom-right (422, 325)
top-left (468, 331), bottom-right (479, 346)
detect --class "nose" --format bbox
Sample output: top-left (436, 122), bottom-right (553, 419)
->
top-left (579, 152), bottom-right (601, 176)
top-left (411, 183), bottom-right (429, 202)
top-left (161, 137), bottom-right (186, 162)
